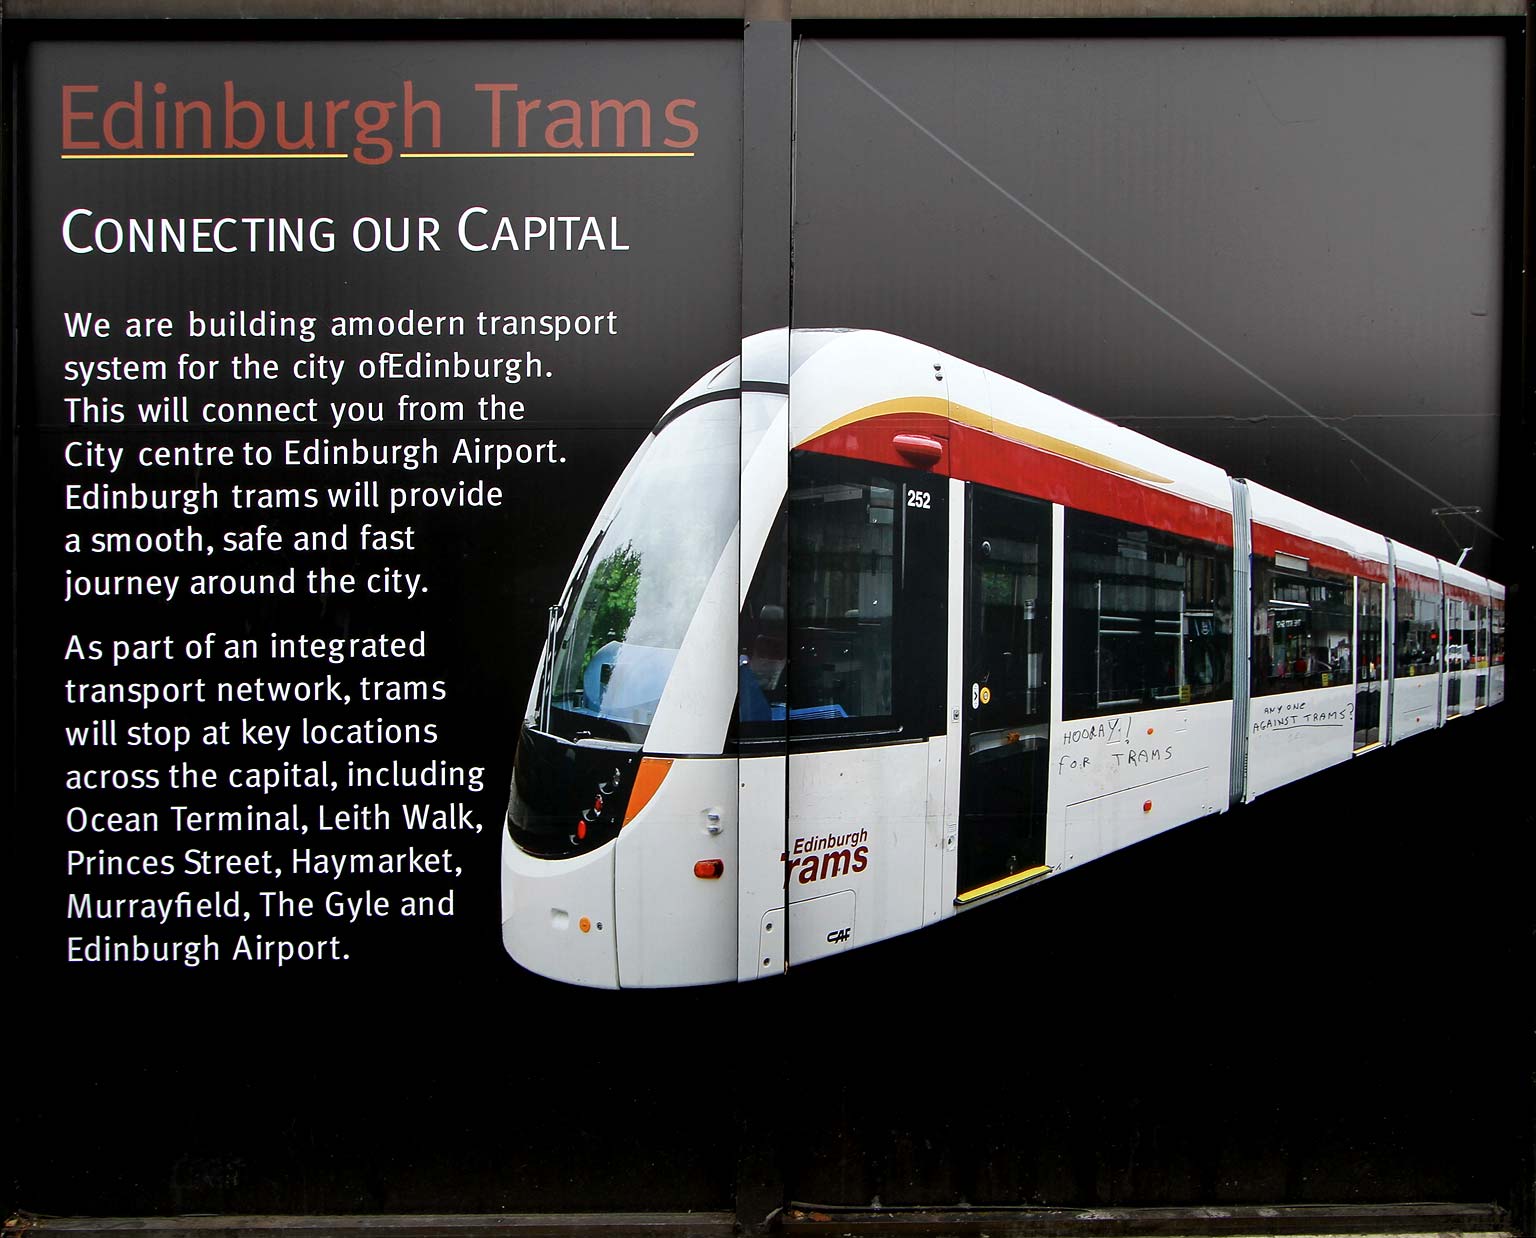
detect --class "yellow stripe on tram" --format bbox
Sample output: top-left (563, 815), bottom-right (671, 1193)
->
top-left (955, 864), bottom-right (1052, 906)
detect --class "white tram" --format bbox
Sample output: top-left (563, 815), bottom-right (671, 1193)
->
top-left (501, 329), bottom-right (1506, 988)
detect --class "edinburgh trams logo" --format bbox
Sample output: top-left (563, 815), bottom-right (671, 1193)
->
top-left (787, 830), bottom-right (870, 887)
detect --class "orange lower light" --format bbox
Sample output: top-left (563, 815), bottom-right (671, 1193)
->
top-left (694, 859), bottom-right (725, 879)
top-left (622, 757), bottom-right (674, 826)
top-left (578, 917), bottom-right (592, 933)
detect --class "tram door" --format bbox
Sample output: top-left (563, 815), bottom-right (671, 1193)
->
top-left (1445, 596), bottom-right (1463, 718)
top-left (1353, 579), bottom-right (1383, 750)
top-left (1474, 604), bottom-right (1488, 709)
top-left (956, 486), bottom-right (1052, 901)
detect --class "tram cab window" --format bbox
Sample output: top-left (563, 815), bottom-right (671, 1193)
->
top-left (1252, 559), bottom-right (1353, 696)
top-left (543, 403), bottom-right (739, 743)
top-left (1063, 510), bottom-right (1233, 720)
top-left (733, 451), bottom-right (946, 747)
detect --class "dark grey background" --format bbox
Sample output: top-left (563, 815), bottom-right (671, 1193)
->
top-left (793, 34), bottom-right (1508, 573)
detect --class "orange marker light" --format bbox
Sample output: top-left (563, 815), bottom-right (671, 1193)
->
top-left (693, 859), bottom-right (725, 879)
top-left (623, 758), bottom-right (674, 826)
top-left (578, 917), bottom-right (592, 933)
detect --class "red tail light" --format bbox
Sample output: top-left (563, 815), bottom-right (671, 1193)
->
top-left (893, 433), bottom-right (944, 466)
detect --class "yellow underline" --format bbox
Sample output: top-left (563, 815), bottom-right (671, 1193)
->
top-left (62, 153), bottom-right (349, 160)
top-left (401, 151), bottom-right (695, 158)
top-left (61, 151), bottom-right (696, 161)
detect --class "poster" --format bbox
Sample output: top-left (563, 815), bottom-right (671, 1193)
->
top-left (8, 21), bottom-right (1526, 1224)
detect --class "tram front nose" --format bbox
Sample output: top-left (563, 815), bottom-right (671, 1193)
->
top-left (501, 823), bottom-right (620, 989)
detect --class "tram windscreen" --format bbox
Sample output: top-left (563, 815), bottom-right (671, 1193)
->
top-left (544, 402), bottom-right (738, 743)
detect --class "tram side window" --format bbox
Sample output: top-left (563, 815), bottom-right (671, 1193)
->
top-left (1492, 605), bottom-right (1505, 665)
top-left (734, 451), bottom-right (945, 744)
top-left (1252, 559), bottom-right (1353, 695)
top-left (1393, 584), bottom-right (1440, 677)
top-left (1063, 510), bottom-right (1233, 720)
top-left (789, 475), bottom-right (897, 723)
top-left (737, 505), bottom-right (788, 726)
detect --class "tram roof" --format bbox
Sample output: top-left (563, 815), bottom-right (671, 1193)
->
top-left (663, 330), bottom-right (1504, 596)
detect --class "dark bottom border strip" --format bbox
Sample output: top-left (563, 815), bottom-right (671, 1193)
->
top-left (4, 1204), bottom-right (1513, 1238)
top-left (4, 1216), bottom-right (737, 1238)
top-left (780, 1202), bottom-right (1511, 1236)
